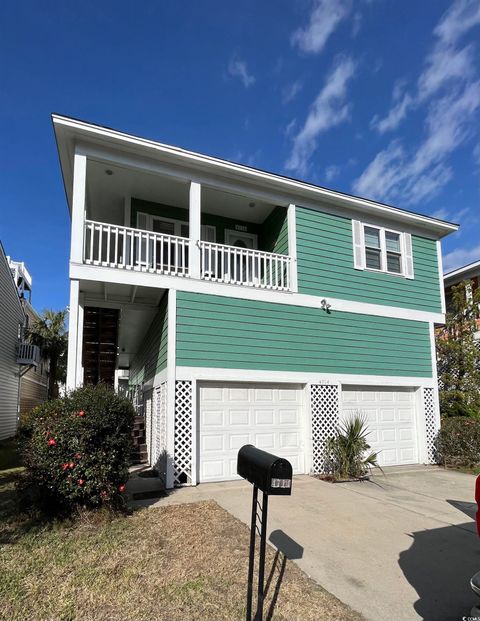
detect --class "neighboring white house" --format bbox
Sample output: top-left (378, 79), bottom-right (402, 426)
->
top-left (53, 114), bottom-right (458, 488)
top-left (0, 245), bottom-right (44, 440)
top-left (0, 243), bottom-right (25, 440)
top-left (443, 259), bottom-right (480, 339)
top-left (8, 257), bottom-right (50, 413)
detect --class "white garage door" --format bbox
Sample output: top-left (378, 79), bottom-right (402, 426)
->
top-left (199, 382), bottom-right (305, 482)
top-left (341, 386), bottom-right (418, 467)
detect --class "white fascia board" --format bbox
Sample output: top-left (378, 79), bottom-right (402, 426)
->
top-left (70, 262), bottom-right (445, 324)
top-left (444, 260), bottom-right (480, 283)
top-left (437, 241), bottom-right (446, 314)
top-left (176, 366), bottom-right (435, 388)
top-left (52, 115), bottom-right (458, 238)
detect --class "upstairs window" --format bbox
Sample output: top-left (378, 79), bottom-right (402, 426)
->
top-left (352, 221), bottom-right (414, 279)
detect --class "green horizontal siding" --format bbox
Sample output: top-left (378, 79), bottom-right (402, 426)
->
top-left (131, 198), bottom-right (288, 252)
top-left (260, 206), bottom-right (288, 255)
top-left (130, 294), bottom-right (168, 385)
top-left (131, 198), bottom-right (260, 245)
top-left (296, 206), bottom-right (442, 313)
top-left (176, 292), bottom-right (432, 377)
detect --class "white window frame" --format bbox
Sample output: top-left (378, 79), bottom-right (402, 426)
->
top-left (137, 212), bottom-right (216, 242)
top-left (363, 224), bottom-right (403, 276)
top-left (354, 221), bottom-right (416, 279)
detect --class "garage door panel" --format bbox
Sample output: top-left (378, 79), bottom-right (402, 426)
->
top-left (254, 388), bottom-right (274, 401)
top-left (278, 389), bottom-right (300, 402)
top-left (278, 409), bottom-right (298, 424)
top-left (255, 433), bottom-right (275, 450)
top-left (202, 434), bottom-right (224, 452)
top-left (398, 408), bottom-right (414, 422)
top-left (229, 409), bottom-right (249, 426)
top-left (202, 409), bottom-right (224, 426)
top-left (379, 408), bottom-right (395, 422)
top-left (199, 382), bottom-right (304, 482)
top-left (254, 409), bottom-right (274, 425)
top-left (342, 386), bottom-right (418, 467)
top-left (229, 433), bottom-right (250, 449)
top-left (228, 387), bottom-right (249, 401)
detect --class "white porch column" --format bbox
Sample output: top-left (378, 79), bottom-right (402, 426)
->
top-left (287, 203), bottom-right (298, 292)
top-left (66, 279), bottom-right (80, 390)
top-left (166, 288), bottom-right (177, 488)
top-left (189, 181), bottom-right (201, 279)
top-left (70, 150), bottom-right (87, 264)
top-left (75, 293), bottom-right (85, 386)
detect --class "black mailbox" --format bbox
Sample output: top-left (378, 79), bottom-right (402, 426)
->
top-left (237, 445), bottom-right (292, 495)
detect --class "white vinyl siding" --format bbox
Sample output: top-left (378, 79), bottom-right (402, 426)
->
top-left (0, 246), bottom-right (24, 440)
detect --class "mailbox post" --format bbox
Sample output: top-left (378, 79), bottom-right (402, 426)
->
top-left (237, 445), bottom-right (293, 621)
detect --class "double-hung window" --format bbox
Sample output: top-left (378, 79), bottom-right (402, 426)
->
top-left (352, 220), bottom-right (414, 279)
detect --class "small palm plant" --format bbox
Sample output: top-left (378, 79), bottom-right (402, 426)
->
top-left (325, 414), bottom-right (381, 480)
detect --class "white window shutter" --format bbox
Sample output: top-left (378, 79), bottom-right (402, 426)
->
top-left (352, 220), bottom-right (365, 270)
top-left (201, 225), bottom-right (216, 242)
top-left (136, 212), bottom-right (148, 230)
top-left (403, 233), bottom-right (415, 279)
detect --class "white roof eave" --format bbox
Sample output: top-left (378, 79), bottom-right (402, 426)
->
top-left (52, 114), bottom-right (459, 239)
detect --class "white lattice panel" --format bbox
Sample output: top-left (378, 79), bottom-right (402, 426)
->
top-left (174, 380), bottom-right (193, 486)
top-left (151, 382), bottom-right (167, 478)
top-left (424, 388), bottom-right (438, 464)
top-left (311, 384), bottom-right (339, 473)
top-left (145, 389), bottom-right (153, 464)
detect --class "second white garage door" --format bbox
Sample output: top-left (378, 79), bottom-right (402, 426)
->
top-left (199, 382), bottom-right (305, 482)
top-left (341, 386), bottom-right (418, 467)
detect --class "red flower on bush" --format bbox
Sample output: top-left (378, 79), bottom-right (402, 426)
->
top-left (78, 479), bottom-right (85, 486)
top-left (79, 410), bottom-right (85, 417)
top-left (118, 484), bottom-right (126, 493)
top-left (75, 452), bottom-right (82, 459)
top-left (62, 463), bottom-right (69, 471)
top-left (69, 462), bottom-right (75, 469)
top-left (100, 490), bottom-right (108, 498)
top-left (47, 438), bottom-right (56, 446)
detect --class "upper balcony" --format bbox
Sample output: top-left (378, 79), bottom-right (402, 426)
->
top-left (74, 157), bottom-right (296, 293)
top-left (83, 220), bottom-right (291, 291)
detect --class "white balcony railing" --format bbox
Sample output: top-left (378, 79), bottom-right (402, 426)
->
top-left (17, 343), bottom-right (41, 367)
top-left (199, 240), bottom-right (291, 291)
top-left (84, 220), bottom-right (189, 277)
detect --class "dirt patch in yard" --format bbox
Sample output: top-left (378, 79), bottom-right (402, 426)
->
top-left (0, 490), bottom-right (361, 621)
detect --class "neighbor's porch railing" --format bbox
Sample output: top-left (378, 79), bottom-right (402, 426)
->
top-left (199, 240), bottom-right (291, 291)
top-left (17, 342), bottom-right (41, 367)
top-left (84, 220), bottom-right (189, 277)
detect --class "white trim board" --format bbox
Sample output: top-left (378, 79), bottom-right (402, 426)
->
top-left (71, 262), bottom-right (445, 324)
top-left (53, 114), bottom-right (458, 239)
top-left (437, 240), bottom-right (446, 314)
top-left (175, 366), bottom-right (435, 388)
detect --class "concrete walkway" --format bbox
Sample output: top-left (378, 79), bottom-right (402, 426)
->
top-left (148, 466), bottom-right (479, 621)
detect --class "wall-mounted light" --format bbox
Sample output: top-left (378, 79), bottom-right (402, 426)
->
top-left (249, 202), bottom-right (256, 208)
top-left (105, 169), bottom-right (113, 176)
top-left (320, 299), bottom-right (331, 312)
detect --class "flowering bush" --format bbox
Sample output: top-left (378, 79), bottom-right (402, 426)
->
top-left (18, 384), bottom-right (135, 516)
top-left (437, 416), bottom-right (480, 469)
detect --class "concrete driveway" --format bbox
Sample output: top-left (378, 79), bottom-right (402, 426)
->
top-left (153, 466), bottom-right (479, 621)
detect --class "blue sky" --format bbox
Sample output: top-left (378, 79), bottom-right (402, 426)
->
top-left (1, 0), bottom-right (479, 311)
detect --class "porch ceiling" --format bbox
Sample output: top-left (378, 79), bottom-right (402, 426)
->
top-left (86, 159), bottom-right (275, 225)
top-left (79, 280), bottom-right (165, 368)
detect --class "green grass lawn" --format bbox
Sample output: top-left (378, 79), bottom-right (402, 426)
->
top-left (0, 441), bottom-right (362, 621)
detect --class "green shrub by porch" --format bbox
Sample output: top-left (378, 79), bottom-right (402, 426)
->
top-left (19, 384), bottom-right (135, 516)
top-left (437, 417), bottom-right (480, 469)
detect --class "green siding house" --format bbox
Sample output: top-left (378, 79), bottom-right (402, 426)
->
top-left (54, 114), bottom-right (458, 489)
